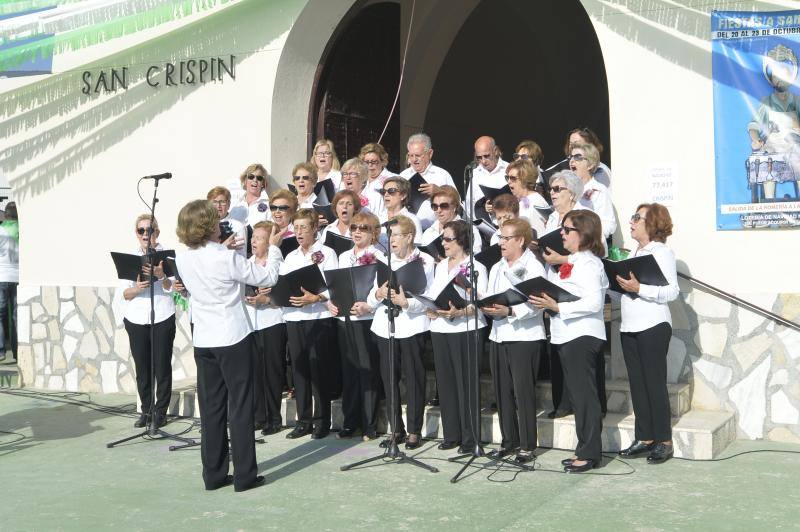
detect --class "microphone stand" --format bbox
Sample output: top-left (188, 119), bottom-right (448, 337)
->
top-left (341, 223), bottom-right (438, 473)
top-left (107, 176), bottom-right (197, 450)
top-left (448, 162), bottom-right (532, 483)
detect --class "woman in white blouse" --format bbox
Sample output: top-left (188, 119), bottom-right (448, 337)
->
top-left (310, 138), bottom-right (342, 190)
top-left (367, 215), bottom-right (434, 450)
top-left (327, 212), bottom-right (385, 441)
top-left (207, 186), bottom-right (246, 257)
top-left (420, 185), bottom-right (482, 256)
top-left (570, 143), bottom-right (616, 242)
top-left (322, 190), bottom-right (360, 240)
top-left (122, 215), bottom-right (175, 430)
top-left (339, 158), bottom-right (372, 213)
top-left (292, 162), bottom-right (319, 209)
top-left (378, 176), bottom-right (423, 246)
top-left (614, 203), bottom-right (679, 464)
top-left (229, 163), bottom-right (271, 227)
top-left (245, 221), bottom-right (287, 436)
top-left (530, 210), bottom-right (608, 473)
top-left (175, 200), bottom-right (282, 492)
top-left (505, 159), bottom-right (549, 238)
top-left (359, 143), bottom-right (396, 216)
top-left (481, 218), bottom-right (545, 464)
top-left (427, 220), bottom-right (488, 453)
top-left (281, 209), bottom-right (339, 440)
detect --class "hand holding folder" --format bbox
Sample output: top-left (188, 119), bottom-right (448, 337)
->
top-left (270, 264), bottom-right (327, 307)
top-left (603, 254), bottom-right (667, 293)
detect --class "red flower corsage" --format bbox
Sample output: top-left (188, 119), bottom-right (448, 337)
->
top-left (359, 195), bottom-right (369, 208)
top-left (311, 250), bottom-right (325, 264)
top-left (357, 251), bottom-right (377, 265)
top-left (559, 263), bottom-right (573, 279)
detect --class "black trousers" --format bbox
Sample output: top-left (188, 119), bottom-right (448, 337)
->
top-left (252, 323), bottom-right (287, 427)
top-left (559, 336), bottom-right (605, 462)
top-left (286, 319), bottom-right (334, 430)
top-left (194, 334), bottom-right (258, 491)
top-left (123, 315), bottom-right (175, 415)
top-left (490, 340), bottom-right (543, 451)
top-left (376, 333), bottom-right (426, 435)
top-left (550, 342), bottom-right (607, 414)
top-left (337, 319), bottom-right (380, 433)
top-left (621, 322), bottom-right (673, 442)
top-left (431, 331), bottom-right (475, 447)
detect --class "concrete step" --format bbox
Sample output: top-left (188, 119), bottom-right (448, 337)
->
top-left (0, 358), bottom-right (19, 388)
top-left (168, 379), bottom-right (734, 459)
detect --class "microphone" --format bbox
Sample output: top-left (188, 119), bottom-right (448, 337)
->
top-left (381, 219), bottom-right (399, 228)
top-left (144, 172), bottom-right (172, 180)
top-left (544, 158), bottom-right (568, 172)
top-left (465, 160), bottom-right (478, 171)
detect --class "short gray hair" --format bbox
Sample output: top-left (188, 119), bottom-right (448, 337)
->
top-left (407, 132), bottom-right (432, 151)
top-left (549, 170), bottom-right (583, 201)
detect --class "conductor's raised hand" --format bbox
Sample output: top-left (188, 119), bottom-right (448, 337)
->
top-left (269, 225), bottom-right (287, 247)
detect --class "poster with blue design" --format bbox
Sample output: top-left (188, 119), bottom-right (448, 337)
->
top-left (712, 10), bottom-right (800, 230)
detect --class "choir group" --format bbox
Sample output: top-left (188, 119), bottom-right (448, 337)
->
top-left (120, 129), bottom-right (679, 491)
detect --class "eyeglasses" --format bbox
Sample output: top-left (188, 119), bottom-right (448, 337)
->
top-left (350, 224), bottom-right (372, 232)
top-left (342, 171), bottom-right (360, 178)
top-left (512, 153), bottom-right (530, 161)
top-left (211, 200), bottom-right (229, 206)
top-left (294, 224), bottom-right (314, 233)
top-left (136, 227), bottom-right (152, 235)
top-left (550, 185), bottom-right (568, 194)
top-left (442, 236), bottom-right (458, 243)
top-left (363, 159), bottom-right (381, 166)
top-left (379, 187), bottom-right (400, 196)
top-left (505, 174), bottom-right (519, 182)
top-left (568, 154), bottom-right (586, 162)
top-left (630, 213), bottom-right (646, 223)
top-left (270, 204), bottom-right (291, 212)
top-left (315, 151), bottom-right (332, 157)
top-left (293, 175), bottom-right (312, 182)
top-left (561, 225), bottom-right (579, 234)
top-left (498, 234), bottom-right (520, 242)
top-left (431, 202), bottom-right (452, 211)
top-left (475, 154), bottom-right (492, 161)
top-left (246, 174), bottom-right (265, 182)
top-left (407, 153), bottom-right (428, 161)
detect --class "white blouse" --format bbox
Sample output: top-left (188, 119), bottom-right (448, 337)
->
top-left (518, 192), bottom-right (549, 239)
top-left (279, 240), bottom-right (338, 322)
top-left (420, 216), bottom-right (482, 255)
top-left (546, 250), bottom-right (608, 345)
top-left (428, 256), bottom-right (488, 334)
top-left (378, 207), bottom-right (423, 247)
top-left (614, 241), bottom-right (679, 333)
top-left (367, 250), bottom-right (435, 339)
top-left (244, 255), bottom-right (284, 331)
top-left (333, 245), bottom-right (386, 322)
top-left (578, 177), bottom-right (616, 240)
top-left (229, 191), bottom-right (271, 227)
top-left (176, 242), bottom-right (281, 348)
top-left (121, 245), bottom-right (176, 326)
top-left (485, 249), bottom-right (546, 343)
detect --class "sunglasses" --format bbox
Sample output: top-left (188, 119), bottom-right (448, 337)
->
top-left (442, 236), bottom-right (458, 243)
top-left (512, 153), bottom-right (530, 161)
top-left (379, 187), bottom-right (400, 196)
top-left (246, 174), bottom-right (265, 182)
top-left (293, 175), bottom-right (312, 182)
top-left (568, 154), bottom-right (586, 162)
top-left (550, 185), bottom-right (568, 193)
top-left (630, 213), bottom-right (646, 223)
top-left (561, 225), bottom-right (579, 234)
top-left (350, 224), bottom-right (372, 232)
top-left (431, 202), bottom-right (452, 211)
top-left (136, 227), bottom-right (152, 235)
top-left (270, 204), bottom-right (291, 212)
top-left (505, 174), bottom-right (519, 182)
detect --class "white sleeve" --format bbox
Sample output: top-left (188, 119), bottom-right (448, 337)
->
top-left (637, 246), bottom-right (679, 304)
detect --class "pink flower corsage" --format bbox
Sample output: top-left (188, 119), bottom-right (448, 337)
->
top-left (357, 251), bottom-right (377, 265)
top-left (520, 197), bottom-right (530, 209)
top-left (582, 189), bottom-right (597, 201)
top-left (559, 263), bottom-right (573, 279)
top-left (311, 250), bottom-right (325, 264)
top-left (359, 195), bottom-right (369, 208)
top-left (406, 252), bottom-right (423, 264)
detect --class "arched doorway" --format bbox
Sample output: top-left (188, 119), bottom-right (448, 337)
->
top-left (311, 2), bottom-right (401, 168)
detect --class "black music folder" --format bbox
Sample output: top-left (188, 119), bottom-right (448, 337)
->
top-left (324, 263), bottom-right (379, 311)
top-left (279, 236), bottom-right (299, 257)
top-left (604, 254), bottom-right (668, 293)
top-left (111, 250), bottom-right (175, 282)
top-left (269, 264), bottom-right (327, 307)
top-left (315, 179), bottom-right (336, 205)
top-left (314, 203), bottom-right (336, 224)
top-left (409, 279), bottom-right (467, 311)
top-left (537, 229), bottom-right (567, 256)
top-left (419, 234), bottom-right (444, 261)
top-left (478, 288), bottom-right (528, 308)
top-left (324, 231), bottom-right (354, 257)
top-left (478, 184), bottom-right (511, 202)
top-left (475, 244), bottom-right (502, 270)
top-left (376, 258), bottom-right (427, 294)
top-left (407, 173), bottom-right (428, 214)
top-left (164, 256), bottom-right (181, 281)
top-left (514, 276), bottom-right (579, 303)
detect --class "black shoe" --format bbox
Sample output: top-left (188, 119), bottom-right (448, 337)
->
top-left (404, 434), bottom-right (421, 450)
top-left (547, 409), bottom-right (574, 419)
top-left (205, 475), bottom-right (233, 491)
top-left (487, 447), bottom-right (516, 460)
top-left (286, 425), bottom-right (312, 439)
top-left (379, 432), bottom-right (405, 448)
top-left (457, 444), bottom-right (473, 454)
top-left (153, 412), bottom-right (167, 429)
top-left (647, 443), bottom-right (674, 464)
top-left (311, 427), bottom-right (330, 439)
top-left (253, 421), bottom-right (267, 432)
top-left (564, 459), bottom-right (598, 473)
top-left (234, 475), bottom-right (265, 492)
top-left (437, 441), bottom-right (460, 451)
top-left (336, 428), bottom-right (357, 439)
top-left (133, 414), bottom-right (149, 428)
top-left (515, 450), bottom-right (535, 464)
top-left (561, 457), bottom-right (577, 466)
top-left (261, 424), bottom-right (283, 436)
top-left (619, 440), bottom-right (656, 457)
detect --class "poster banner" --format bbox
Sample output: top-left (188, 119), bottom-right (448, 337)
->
top-left (712, 10), bottom-right (800, 230)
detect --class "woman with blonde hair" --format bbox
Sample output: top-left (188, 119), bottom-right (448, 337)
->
top-left (310, 139), bottom-right (342, 191)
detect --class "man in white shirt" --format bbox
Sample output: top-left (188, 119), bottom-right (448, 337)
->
top-left (465, 136), bottom-right (509, 219)
top-left (399, 133), bottom-right (456, 231)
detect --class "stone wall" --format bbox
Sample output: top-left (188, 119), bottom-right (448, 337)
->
top-left (15, 282), bottom-right (800, 443)
top-left (16, 285), bottom-right (195, 394)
